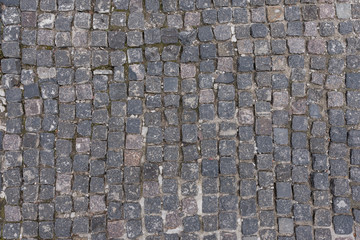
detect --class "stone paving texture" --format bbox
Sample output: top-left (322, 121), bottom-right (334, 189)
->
top-left (1, 0), bottom-right (360, 239)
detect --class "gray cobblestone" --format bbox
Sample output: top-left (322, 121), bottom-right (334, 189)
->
top-left (0, 1), bottom-right (359, 239)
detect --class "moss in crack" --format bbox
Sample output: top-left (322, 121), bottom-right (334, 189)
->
top-left (113, 9), bottom-right (129, 13)
top-left (123, 63), bottom-right (129, 81)
top-left (0, 197), bottom-right (5, 235)
top-left (92, 65), bottom-right (113, 71)
top-left (0, 198), bottom-right (5, 219)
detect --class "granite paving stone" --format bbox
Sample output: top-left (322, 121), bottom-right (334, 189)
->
top-left (0, 0), bottom-right (360, 239)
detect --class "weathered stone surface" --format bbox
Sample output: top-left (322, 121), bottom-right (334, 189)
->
top-left (2, 2), bottom-right (358, 239)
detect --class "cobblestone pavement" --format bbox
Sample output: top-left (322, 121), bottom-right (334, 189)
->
top-left (2, 0), bottom-right (360, 239)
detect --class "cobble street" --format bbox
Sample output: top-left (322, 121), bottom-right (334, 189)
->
top-left (0, 0), bottom-right (359, 239)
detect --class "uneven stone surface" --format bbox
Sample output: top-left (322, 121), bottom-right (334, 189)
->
top-left (0, 0), bottom-right (360, 239)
